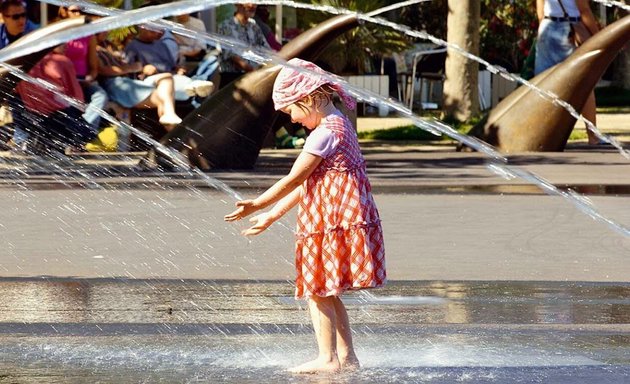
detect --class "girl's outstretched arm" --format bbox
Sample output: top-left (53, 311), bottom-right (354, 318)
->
top-left (224, 151), bottom-right (322, 221)
top-left (241, 186), bottom-right (302, 236)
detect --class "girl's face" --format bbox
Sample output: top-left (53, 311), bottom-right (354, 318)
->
top-left (281, 103), bottom-right (320, 130)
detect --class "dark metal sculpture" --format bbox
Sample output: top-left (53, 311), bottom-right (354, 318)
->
top-left (161, 14), bottom-right (359, 169)
top-left (466, 15), bottom-right (630, 152)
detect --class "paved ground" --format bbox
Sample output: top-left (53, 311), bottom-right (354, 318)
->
top-left (1, 115), bottom-right (630, 384)
top-left (0, 113), bottom-right (629, 282)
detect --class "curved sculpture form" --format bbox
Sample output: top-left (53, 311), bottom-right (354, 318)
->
top-left (467, 15), bottom-right (630, 152)
top-left (161, 14), bottom-right (360, 169)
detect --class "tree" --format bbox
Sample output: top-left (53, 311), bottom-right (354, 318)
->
top-left (479, 0), bottom-right (537, 73)
top-left (442, 0), bottom-right (480, 121)
top-left (610, 2), bottom-right (630, 89)
top-left (296, 0), bottom-right (411, 74)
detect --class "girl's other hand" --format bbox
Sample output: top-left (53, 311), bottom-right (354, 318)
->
top-left (242, 212), bottom-right (275, 236)
top-left (224, 200), bottom-right (258, 222)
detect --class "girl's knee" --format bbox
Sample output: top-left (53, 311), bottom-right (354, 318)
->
top-left (309, 295), bottom-right (338, 305)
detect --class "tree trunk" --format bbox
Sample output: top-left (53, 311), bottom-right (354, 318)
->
top-left (612, 49), bottom-right (630, 89)
top-left (443, 0), bottom-right (480, 121)
top-left (612, 3), bottom-right (630, 89)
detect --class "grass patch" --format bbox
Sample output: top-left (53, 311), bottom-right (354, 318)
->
top-left (568, 129), bottom-right (588, 141)
top-left (597, 106), bottom-right (630, 113)
top-left (358, 116), bottom-right (482, 141)
top-left (358, 125), bottom-right (438, 141)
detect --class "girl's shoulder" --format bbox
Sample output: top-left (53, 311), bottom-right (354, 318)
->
top-left (303, 126), bottom-right (339, 159)
top-left (322, 109), bottom-right (352, 130)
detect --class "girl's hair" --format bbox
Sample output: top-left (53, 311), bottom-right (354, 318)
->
top-left (294, 84), bottom-right (336, 114)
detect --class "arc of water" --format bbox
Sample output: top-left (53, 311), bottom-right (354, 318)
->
top-left (365, 0), bottom-right (432, 17)
top-left (350, 12), bottom-right (630, 158)
top-left (593, 0), bottom-right (630, 12)
top-left (7, 1), bottom-right (630, 237)
top-left (0, 60), bottom-right (243, 200)
top-left (32, 0), bottom-right (502, 158)
top-left (271, 60), bottom-right (630, 238)
top-left (29, 1), bottom-right (628, 159)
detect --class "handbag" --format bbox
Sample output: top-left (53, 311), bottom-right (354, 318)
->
top-left (557, 0), bottom-right (592, 46)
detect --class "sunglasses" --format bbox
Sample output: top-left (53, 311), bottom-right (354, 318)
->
top-left (5, 12), bottom-right (26, 20)
top-left (68, 8), bottom-right (83, 14)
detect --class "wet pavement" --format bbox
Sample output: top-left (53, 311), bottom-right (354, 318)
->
top-left (1, 131), bottom-right (629, 382)
top-left (0, 279), bottom-right (629, 383)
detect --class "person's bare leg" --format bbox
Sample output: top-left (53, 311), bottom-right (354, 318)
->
top-left (333, 297), bottom-right (360, 371)
top-left (144, 73), bottom-right (181, 127)
top-left (154, 77), bottom-right (178, 118)
top-left (289, 296), bottom-right (340, 374)
top-left (154, 77), bottom-right (181, 125)
top-left (584, 91), bottom-right (598, 145)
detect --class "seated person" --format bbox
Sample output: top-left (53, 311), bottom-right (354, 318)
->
top-left (0, 0), bottom-right (38, 49)
top-left (15, 45), bottom-right (97, 151)
top-left (124, 25), bottom-right (214, 101)
top-left (96, 31), bottom-right (182, 129)
top-left (0, 0), bottom-right (39, 148)
top-left (57, 5), bottom-right (109, 131)
top-left (173, 13), bottom-right (207, 63)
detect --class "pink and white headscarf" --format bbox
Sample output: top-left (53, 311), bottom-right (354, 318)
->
top-left (272, 58), bottom-right (356, 111)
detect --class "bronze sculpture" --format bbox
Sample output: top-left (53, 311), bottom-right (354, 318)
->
top-left (161, 14), bottom-right (360, 169)
top-left (466, 15), bottom-right (630, 152)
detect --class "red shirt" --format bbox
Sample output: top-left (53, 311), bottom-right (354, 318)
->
top-left (17, 52), bottom-right (84, 116)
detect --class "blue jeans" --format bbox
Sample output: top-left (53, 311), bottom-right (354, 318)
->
top-left (82, 82), bottom-right (109, 130)
top-left (191, 53), bottom-right (219, 82)
top-left (534, 19), bottom-right (575, 75)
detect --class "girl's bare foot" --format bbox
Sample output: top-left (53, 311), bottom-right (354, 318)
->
top-left (288, 357), bottom-right (340, 374)
top-left (340, 355), bottom-right (360, 371)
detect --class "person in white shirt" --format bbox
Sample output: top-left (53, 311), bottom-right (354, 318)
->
top-left (173, 13), bottom-right (208, 63)
top-left (534, 0), bottom-right (600, 145)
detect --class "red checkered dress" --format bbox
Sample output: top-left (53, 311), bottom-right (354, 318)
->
top-left (295, 112), bottom-right (386, 298)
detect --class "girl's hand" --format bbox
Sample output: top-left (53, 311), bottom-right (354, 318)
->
top-left (224, 200), bottom-right (258, 222)
top-left (242, 212), bottom-right (276, 236)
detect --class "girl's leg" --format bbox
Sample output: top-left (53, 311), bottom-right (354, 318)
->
top-left (333, 297), bottom-right (360, 370)
top-left (289, 295), bottom-right (340, 373)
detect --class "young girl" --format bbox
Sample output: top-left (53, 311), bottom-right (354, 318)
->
top-left (224, 58), bottom-right (386, 373)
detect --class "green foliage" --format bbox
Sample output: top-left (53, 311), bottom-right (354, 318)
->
top-left (358, 116), bottom-right (482, 142)
top-left (357, 125), bottom-right (438, 141)
top-left (93, 0), bottom-right (125, 8)
top-left (298, 0), bottom-right (411, 74)
top-left (398, 0), bottom-right (448, 41)
top-left (91, 0), bottom-right (138, 47)
top-left (106, 26), bottom-right (137, 48)
top-left (479, 0), bottom-right (537, 72)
